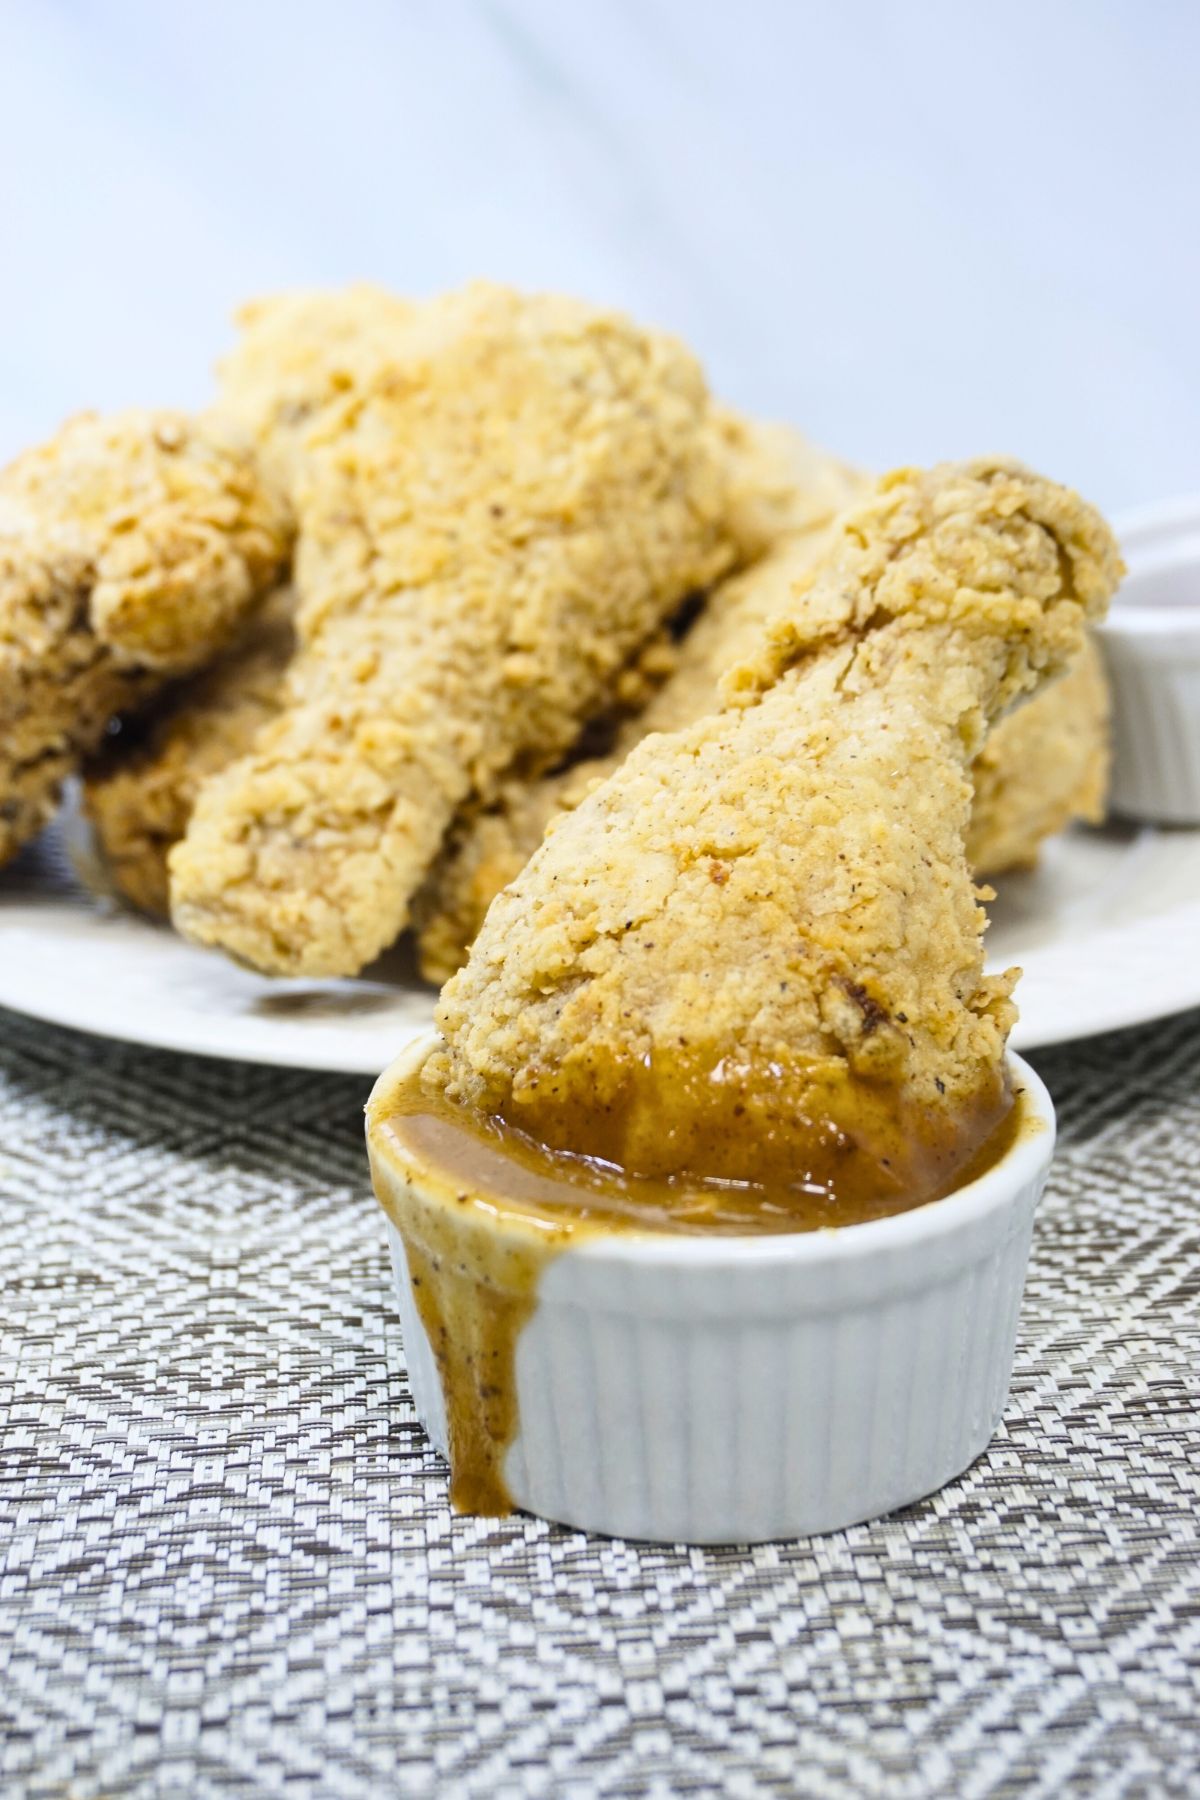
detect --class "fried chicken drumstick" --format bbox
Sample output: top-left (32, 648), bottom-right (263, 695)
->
top-left (83, 410), bottom-right (847, 921)
top-left (0, 410), bottom-right (291, 868)
top-left (432, 459), bottom-right (1121, 1204)
top-left (169, 285), bottom-right (738, 978)
top-left (83, 587), bottom-right (296, 915)
top-left (412, 505), bottom-right (855, 982)
top-left (414, 527), bottom-right (1111, 984)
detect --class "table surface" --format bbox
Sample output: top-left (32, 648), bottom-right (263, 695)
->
top-left (1, 1003), bottom-right (1197, 1798)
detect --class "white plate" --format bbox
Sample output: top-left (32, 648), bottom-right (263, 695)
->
top-left (1, 817), bottom-right (1199, 1073)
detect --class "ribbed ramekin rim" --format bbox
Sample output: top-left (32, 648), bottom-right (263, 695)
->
top-left (367, 1036), bottom-right (1055, 1270)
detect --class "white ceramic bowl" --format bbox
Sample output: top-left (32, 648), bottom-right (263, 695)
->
top-left (1102, 496), bottom-right (1200, 823)
top-left (367, 1037), bottom-right (1056, 1544)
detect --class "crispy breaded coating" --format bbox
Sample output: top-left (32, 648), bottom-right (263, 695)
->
top-left (968, 635), bottom-right (1110, 874)
top-left (216, 286), bottom-right (416, 487)
top-left (413, 510), bottom-right (855, 983)
top-left (83, 587), bottom-right (296, 914)
top-left (0, 410), bottom-right (291, 867)
top-left (415, 481), bottom-right (1111, 983)
top-left (82, 414), bottom-right (849, 940)
top-left (433, 460), bottom-right (1122, 1191)
top-left (413, 429), bottom-right (868, 983)
top-left (714, 408), bottom-right (866, 562)
top-left (170, 285), bottom-right (739, 978)
top-left (85, 597), bottom-right (682, 921)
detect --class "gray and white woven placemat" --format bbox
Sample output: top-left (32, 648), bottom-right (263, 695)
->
top-left (2, 1002), bottom-right (1198, 1798)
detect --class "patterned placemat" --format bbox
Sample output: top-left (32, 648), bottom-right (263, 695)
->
top-left (1, 1003), bottom-right (1197, 1798)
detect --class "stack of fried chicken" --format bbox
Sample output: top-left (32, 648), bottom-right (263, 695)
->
top-left (1, 283), bottom-right (1110, 986)
top-left (431, 458), bottom-right (1120, 1202)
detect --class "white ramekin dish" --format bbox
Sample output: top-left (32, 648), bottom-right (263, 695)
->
top-left (1102, 496), bottom-right (1200, 823)
top-left (367, 1036), bottom-right (1056, 1545)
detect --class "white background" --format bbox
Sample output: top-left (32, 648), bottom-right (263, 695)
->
top-left (2, 0), bottom-right (1196, 510)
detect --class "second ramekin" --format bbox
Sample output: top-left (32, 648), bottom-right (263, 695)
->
top-left (367, 1037), bottom-right (1056, 1544)
top-left (1103, 495), bottom-right (1200, 823)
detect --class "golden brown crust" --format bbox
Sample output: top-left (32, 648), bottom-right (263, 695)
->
top-left (216, 286), bottom-right (417, 490)
top-left (82, 410), bottom-right (852, 942)
top-left (0, 410), bottom-right (291, 866)
top-left (413, 433), bottom-right (1112, 984)
top-left (413, 507), bottom-right (856, 983)
top-left (433, 459), bottom-right (1122, 1178)
top-left (169, 285), bottom-right (740, 978)
top-left (83, 588), bottom-right (296, 914)
top-left (83, 600), bottom-right (682, 924)
top-left (968, 636), bottom-right (1110, 875)
top-left (712, 408), bottom-right (866, 562)
top-left (415, 631), bottom-right (1112, 986)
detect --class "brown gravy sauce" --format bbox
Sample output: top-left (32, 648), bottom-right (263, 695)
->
top-left (369, 1057), bottom-right (1031, 1517)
